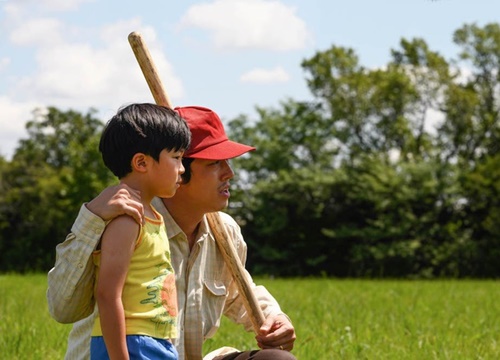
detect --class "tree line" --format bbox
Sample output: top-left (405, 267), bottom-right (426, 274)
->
top-left (1, 23), bottom-right (499, 277)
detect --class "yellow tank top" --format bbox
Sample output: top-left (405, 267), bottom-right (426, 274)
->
top-left (91, 208), bottom-right (178, 339)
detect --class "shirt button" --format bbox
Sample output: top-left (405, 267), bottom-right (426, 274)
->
top-left (77, 262), bottom-right (84, 268)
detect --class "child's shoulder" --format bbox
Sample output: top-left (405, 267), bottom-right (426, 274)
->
top-left (107, 214), bottom-right (141, 231)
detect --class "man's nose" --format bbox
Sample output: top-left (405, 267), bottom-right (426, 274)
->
top-left (221, 160), bottom-right (234, 180)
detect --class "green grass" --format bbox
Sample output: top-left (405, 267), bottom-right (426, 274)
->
top-left (1, 275), bottom-right (499, 359)
top-left (0, 273), bottom-right (72, 359)
top-left (205, 278), bottom-right (500, 359)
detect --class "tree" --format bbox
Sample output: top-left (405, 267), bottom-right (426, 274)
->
top-left (228, 101), bottom-right (341, 275)
top-left (445, 23), bottom-right (500, 276)
top-left (227, 23), bottom-right (500, 278)
top-left (0, 107), bottom-right (114, 272)
top-left (440, 23), bottom-right (500, 165)
top-left (2, 23), bottom-right (499, 278)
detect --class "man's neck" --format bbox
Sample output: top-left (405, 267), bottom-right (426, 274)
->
top-left (162, 198), bottom-right (204, 249)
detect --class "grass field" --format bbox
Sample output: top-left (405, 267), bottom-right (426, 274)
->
top-left (1, 274), bottom-right (499, 359)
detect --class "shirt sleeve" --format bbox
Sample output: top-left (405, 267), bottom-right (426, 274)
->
top-left (46, 204), bottom-right (105, 323)
top-left (219, 213), bottom-right (288, 332)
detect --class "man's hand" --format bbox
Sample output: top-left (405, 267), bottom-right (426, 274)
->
top-left (255, 314), bottom-right (296, 352)
top-left (86, 184), bottom-right (144, 224)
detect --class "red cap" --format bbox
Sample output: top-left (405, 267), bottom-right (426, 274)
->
top-left (175, 106), bottom-right (255, 160)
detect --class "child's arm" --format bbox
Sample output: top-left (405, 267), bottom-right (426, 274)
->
top-left (47, 184), bottom-right (143, 324)
top-left (96, 215), bottom-right (139, 360)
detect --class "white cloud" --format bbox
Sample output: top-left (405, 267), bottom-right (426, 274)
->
top-left (11, 19), bottom-right (184, 113)
top-left (5, 0), bottom-right (94, 13)
top-left (425, 107), bottom-right (445, 135)
top-left (41, 0), bottom-right (95, 11)
top-left (1, 13), bottom-right (183, 160)
top-left (2, 0), bottom-right (94, 19)
top-left (0, 57), bottom-right (10, 72)
top-left (9, 17), bottom-right (64, 46)
top-left (0, 97), bottom-right (42, 160)
top-left (240, 66), bottom-right (290, 83)
top-left (178, 0), bottom-right (312, 51)
top-left (453, 65), bottom-right (474, 85)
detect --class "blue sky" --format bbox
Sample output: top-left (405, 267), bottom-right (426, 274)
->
top-left (1, 0), bottom-right (499, 159)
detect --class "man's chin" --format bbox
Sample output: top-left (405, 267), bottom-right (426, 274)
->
top-left (213, 201), bottom-right (229, 212)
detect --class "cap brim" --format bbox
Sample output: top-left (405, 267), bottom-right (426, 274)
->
top-left (186, 140), bottom-right (255, 160)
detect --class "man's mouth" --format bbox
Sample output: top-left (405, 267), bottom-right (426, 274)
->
top-left (219, 184), bottom-right (230, 196)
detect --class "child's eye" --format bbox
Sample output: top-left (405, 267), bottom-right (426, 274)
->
top-left (174, 151), bottom-right (185, 160)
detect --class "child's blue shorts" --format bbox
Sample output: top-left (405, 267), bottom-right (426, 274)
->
top-left (91, 335), bottom-right (178, 360)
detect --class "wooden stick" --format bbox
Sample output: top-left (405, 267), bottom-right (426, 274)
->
top-left (128, 32), bottom-right (172, 108)
top-left (127, 31), bottom-right (265, 334)
top-left (206, 212), bottom-right (265, 333)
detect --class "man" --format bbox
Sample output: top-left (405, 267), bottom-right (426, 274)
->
top-left (47, 106), bottom-right (297, 360)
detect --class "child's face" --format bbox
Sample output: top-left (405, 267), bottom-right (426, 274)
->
top-left (150, 149), bottom-right (185, 198)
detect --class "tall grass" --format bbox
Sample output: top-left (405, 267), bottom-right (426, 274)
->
top-left (1, 274), bottom-right (498, 359)
top-left (0, 274), bottom-right (72, 359)
top-left (205, 278), bottom-right (500, 359)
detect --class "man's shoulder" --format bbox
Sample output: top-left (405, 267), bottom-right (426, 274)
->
top-left (210, 212), bottom-right (246, 253)
top-left (217, 211), bottom-right (237, 224)
top-left (215, 211), bottom-right (242, 232)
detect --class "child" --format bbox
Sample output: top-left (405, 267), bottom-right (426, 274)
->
top-left (90, 103), bottom-right (191, 360)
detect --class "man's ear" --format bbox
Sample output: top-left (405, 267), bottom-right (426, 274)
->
top-left (131, 153), bottom-right (148, 173)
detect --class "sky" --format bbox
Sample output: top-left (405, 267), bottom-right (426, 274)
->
top-left (1, 0), bottom-right (499, 160)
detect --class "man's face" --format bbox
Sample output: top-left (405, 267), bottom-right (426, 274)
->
top-left (178, 158), bottom-right (235, 213)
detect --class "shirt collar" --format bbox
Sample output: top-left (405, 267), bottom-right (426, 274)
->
top-left (152, 197), bottom-right (212, 243)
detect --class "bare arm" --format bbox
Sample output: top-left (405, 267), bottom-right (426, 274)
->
top-left (47, 184), bottom-right (143, 323)
top-left (96, 215), bottom-right (138, 359)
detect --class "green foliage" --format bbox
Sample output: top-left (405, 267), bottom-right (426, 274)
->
top-left (227, 22), bottom-right (500, 278)
top-left (0, 107), bottom-right (114, 272)
top-left (1, 22), bottom-right (500, 277)
top-left (459, 154), bottom-right (500, 276)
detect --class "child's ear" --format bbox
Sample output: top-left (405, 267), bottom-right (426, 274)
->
top-left (131, 153), bottom-right (148, 173)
